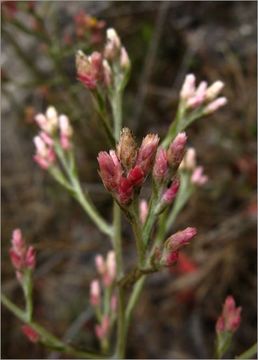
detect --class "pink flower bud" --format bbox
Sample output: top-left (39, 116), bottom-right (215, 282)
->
top-left (166, 227), bottom-right (197, 251)
top-left (21, 325), bottom-right (40, 343)
top-left (90, 279), bottom-right (101, 306)
top-left (118, 176), bottom-right (133, 205)
top-left (162, 177), bottom-right (180, 204)
top-left (180, 74), bottom-right (196, 100)
top-left (216, 296), bottom-right (242, 333)
top-left (95, 254), bottom-right (106, 275)
top-left (191, 166), bottom-right (208, 186)
top-left (11, 229), bottom-right (25, 255)
top-left (153, 148), bottom-right (168, 182)
top-left (95, 315), bottom-right (110, 340)
top-left (203, 97), bottom-right (227, 114)
top-left (206, 81), bottom-right (224, 101)
top-left (97, 151), bottom-right (122, 192)
top-left (127, 166), bottom-right (144, 187)
top-left (25, 246), bottom-right (36, 269)
top-left (136, 134), bottom-right (159, 175)
top-left (167, 132), bottom-right (187, 168)
top-left (139, 199), bottom-right (148, 224)
top-left (9, 249), bottom-right (23, 270)
top-left (76, 50), bottom-right (104, 89)
top-left (164, 250), bottom-right (179, 267)
top-left (33, 135), bottom-right (56, 170)
top-left (186, 94), bottom-right (205, 109)
top-left (9, 229), bottom-right (36, 273)
top-left (59, 115), bottom-right (73, 137)
top-left (104, 28), bottom-right (121, 60)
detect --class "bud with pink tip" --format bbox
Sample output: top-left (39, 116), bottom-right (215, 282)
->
top-left (104, 28), bottom-right (121, 60)
top-left (136, 134), bottom-right (159, 176)
top-left (97, 151), bottom-right (122, 192)
top-left (180, 74), bottom-right (196, 100)
top-left (11, 229), bottom-right (25, 256)
top-left (153, 148), bottom-right (168, 182)
top-left (191, 166), bottom-right (208, 186)
top-left (206, 81), bottom-right (224, 101)
top-left (90, 279), bottom-right (101, 306)
top-left (21, 325), bottom-right (40, 343)
top-left (95, 315), bottom-right (110, 340)
top-left (167, 132), bottom-right (187, 168)
top-left (139, 199), bottom-right (148, 224)
top-left (203, 97), bottom-right (227, 115)
top-left (216, 295), bottom-right (242, 333)
top-left (162, 177), bottom-right (180, 204)
top-left (165, 227), bottom-right (197, 252)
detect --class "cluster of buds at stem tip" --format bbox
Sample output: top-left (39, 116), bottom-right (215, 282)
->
top-left (180, 74), bottom-right (227, 114)
top-left (9, 229), bottom-right (36, 282)
top-left (33, 106), bottom-right (73, 169)
top-left (179, 147), bottom-right (208, 186)
top-left (153, 227), bottom-right (197, 268)
top-left (98, 128), bottom-right (159, 205)
top-left (76, 28), bottom-right (130, 91)
top-left (216, 296), bottom-right (242, 334)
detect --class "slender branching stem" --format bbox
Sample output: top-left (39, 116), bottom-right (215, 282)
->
top-left (1, 294), bottom-right (106, 359)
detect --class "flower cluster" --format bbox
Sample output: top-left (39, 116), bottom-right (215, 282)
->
top-left (76, 28), bottom-right (130, 92)
top-left (33, 106), bottom-right (73, 169)
top-left (180, 74), bottom-right (227, 114)
top-left (98, 128), bottom-right (159, 205)
top-left (89, 251), bottom-right (117, 344)
top-left (154, 227), bottom-right (197, 267)
top-left (216, 295), bottom-right (242, 334)
top-left (180, 147), bottom-right (208, 186)
top-left (9, 229), bottom-right (36, 281)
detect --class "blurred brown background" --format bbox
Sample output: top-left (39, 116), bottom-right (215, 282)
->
top-left (1, 1), bottom-right (257, 359)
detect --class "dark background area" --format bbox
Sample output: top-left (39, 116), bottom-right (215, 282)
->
top-left (1, 1), bottom-right (257, 359)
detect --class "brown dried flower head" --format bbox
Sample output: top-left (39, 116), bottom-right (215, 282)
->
top-left (116, 128), bottom-right (138, 171)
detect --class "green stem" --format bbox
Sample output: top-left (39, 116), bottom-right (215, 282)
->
top-left (125, 276), bottom-right (146, 331)
top-left (1, 294), bottom-right (105, 359)
top-left (23, 270), bottom-right (33, 322)
top-left (54, 145), bottom-right (113, 237)
top-left (236, 343), bottom-right (257, 359)
top-left (112, 91), bottom-right (122, 141)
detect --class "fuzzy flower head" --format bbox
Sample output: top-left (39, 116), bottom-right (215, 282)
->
top-left (98, 128), bottom-right (159, 205)
top-left (216, 296), bottom-right (242, 334)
